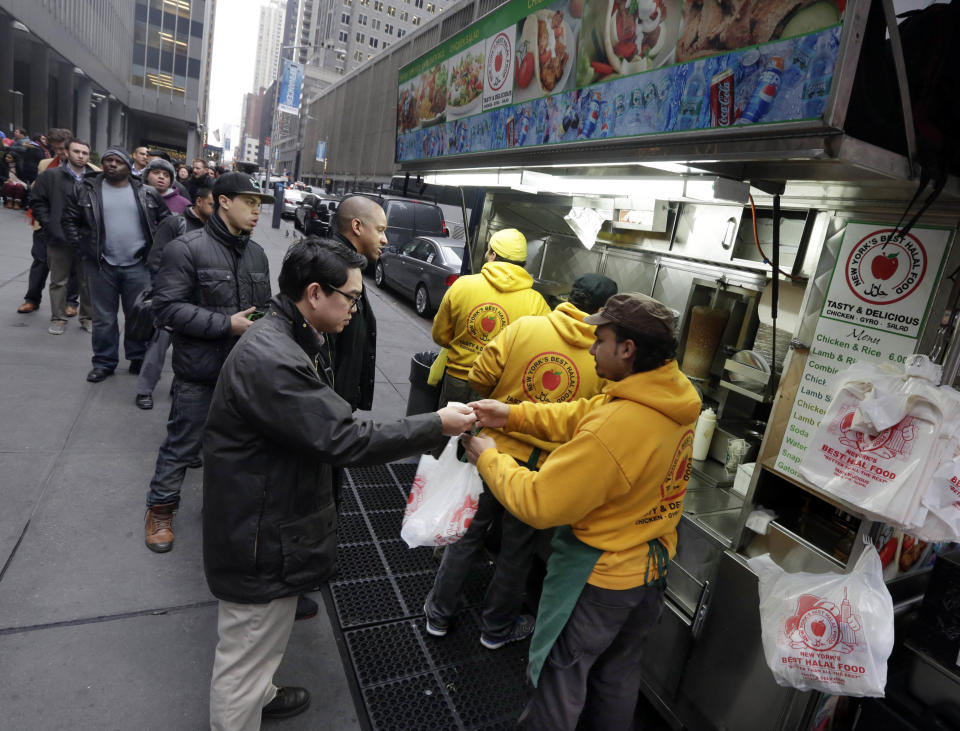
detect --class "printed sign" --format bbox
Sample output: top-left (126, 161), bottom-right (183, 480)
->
top-left (775, 222), bottom-right (952, 482)
top-left (396, 0), bottom-right (844, 162)
top-left (315, 140), bottom-right (326, 162)
top-left (278, 59), bottom-right (304, 115)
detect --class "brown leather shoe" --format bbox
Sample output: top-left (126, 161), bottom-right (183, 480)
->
top-left (65, 304), bottom-right (79, 317)
top-left (17, 302), bottom-right (37, 313)
top-left (145, 503), bottom-right (176, 553)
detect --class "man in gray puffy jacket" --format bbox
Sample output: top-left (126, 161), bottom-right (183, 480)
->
top-left (143, 173), bottom-right (273, 553)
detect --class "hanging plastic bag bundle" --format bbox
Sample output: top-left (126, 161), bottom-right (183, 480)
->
top-left (749, 545), bottom-right (894, 697)
top-left (799, 355), bottom-right (956, 528)
top-left (400, 436), bottom-right (484, 548)
top-left (911, 451), bottom-right (960, 541)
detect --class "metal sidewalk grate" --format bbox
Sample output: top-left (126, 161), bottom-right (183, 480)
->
top-left (328, 462), bottom-right (531, 730)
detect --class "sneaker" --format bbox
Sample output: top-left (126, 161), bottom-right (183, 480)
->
top-left (48, 320), bottom-right (66, 335)
top-left (480, 614), bottom-right (535, 650)
top-left (79, 319), bottom-right (93, 333)
top-left (423, 604), bottom-right (449, 637)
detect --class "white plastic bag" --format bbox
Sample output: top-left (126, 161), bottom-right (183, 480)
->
top-left (913, 453), bottom-right (960, 541)
top-left (400, 437), bottom-right (483, 548)
top-left (799, 356), bottom-right (951, 528)
top-left (750, 546), bottom-right (894, 697)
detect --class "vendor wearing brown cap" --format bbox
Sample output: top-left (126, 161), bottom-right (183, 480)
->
top-left (431, 228), bottom-right (550, 405)
top-left (463, 292), bottom-right (702, 730)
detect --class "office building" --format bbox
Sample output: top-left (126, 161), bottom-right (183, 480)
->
top-left (1, 0), bottom-right (215, 160)
top-left (253, 0), bottom-right (285, 93)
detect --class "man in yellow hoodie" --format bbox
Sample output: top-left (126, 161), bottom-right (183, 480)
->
top-left (463, 293), bottom-right (701, 730)
top-left (424, 273), bottom-right (618, 650)
top-left (431, 228), bottom-right (550, 405)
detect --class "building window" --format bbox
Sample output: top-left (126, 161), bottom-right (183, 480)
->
top-left (369, 37), bottom-right (379, 48)
top-left (374, 0), bottom-right (383, 9)
top-left (343, 0), bottom-right (352, 4)
top-left (341, 13), bottom-right (350, 23)
top-left (427, 2), bottom-right (435, 11)
top-left (338, 30), bottom-right (348, 41)
top-left (384, 22), bottom-right (393, 33)
top-left (399, 10), bottom-right (408, 20)
top-left (360, 0), bottom-right (369, 5)
top-left (371, 18), bottom-right (381, 29)
top-left (387, 5), bottom-right (395, 15)
top-left (397, 27), bottom-right (406, 37)
top-left (412, 14), bottom-right (420, 24)
top-left (355, 31), bottom-right (365, 42)
top-left (358, 13), bottom-right (367, 24)
top-left (414, 0), bottom-right (423, 8)
top-left (353, 49), bottom-right (363, 61)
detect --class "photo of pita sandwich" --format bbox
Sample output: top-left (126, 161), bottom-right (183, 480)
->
top-left (515, 9), bottom-right (573, 99)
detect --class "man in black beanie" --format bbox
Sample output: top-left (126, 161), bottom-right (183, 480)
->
top-left (63, 145), bottom-right (169, 382)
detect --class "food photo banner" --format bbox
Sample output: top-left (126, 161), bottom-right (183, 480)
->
top-left (396, 0), bottom-right (845, 163)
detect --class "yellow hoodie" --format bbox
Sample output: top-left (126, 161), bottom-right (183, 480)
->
top-left (476, 361), bottom-right (702, 590)
top-left (432, 262), bottom-right (550, 380)
top-left (468, 301), bottom-right (607, 465)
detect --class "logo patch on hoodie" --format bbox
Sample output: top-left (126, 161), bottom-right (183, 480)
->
top-left (466, 302), bottom-right (508, 344)
top-left (522, 351), bottom-right (580, 403)
top-left (660, 429), bottom-right (695, 501)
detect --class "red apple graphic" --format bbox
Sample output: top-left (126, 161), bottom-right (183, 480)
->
top-left (871, 252), bottom-right (899, 280)
top-left (811, 620), bottom-right (826, 637)
top-left (481, 316), bottom-right (496, 332)
top-left (541, 370), bottom-right (561, 391)
top-left (495, 52), bottom-right (503, 73)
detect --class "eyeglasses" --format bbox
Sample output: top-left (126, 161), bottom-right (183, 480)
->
top-left (329, 286), bottom-right (362, 309)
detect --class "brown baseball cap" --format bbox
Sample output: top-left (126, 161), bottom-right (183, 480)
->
top-left (583, 293), bottom-right (676, 340)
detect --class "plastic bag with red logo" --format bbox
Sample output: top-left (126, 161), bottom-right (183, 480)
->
top-left (400, 437), bottom-right (484, 548)
top-left (750, 545), bottom-right (894, 697)
top-left (798, 356), bottom-right (954, 528)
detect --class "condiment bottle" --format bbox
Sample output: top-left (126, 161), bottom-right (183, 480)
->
top-left (692, 408), bottom-right (717, 461)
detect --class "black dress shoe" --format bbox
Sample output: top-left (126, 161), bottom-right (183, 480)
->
top-left (86, 367), bottom-right (114, 383)
top-left (262, 686), bottom-right (310, 719)
top-left (128, 359), bottom-right (143, 375)
top-left (135, 393), bottom-right (154, 410)
top-left (295, 594), bottom-right (318, 621)
top-left (187, 457), bottom-right (202, 469)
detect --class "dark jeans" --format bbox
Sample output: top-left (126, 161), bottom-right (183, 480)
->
top-left (424, 485), bottom-right (537, 640)
top-left (85, 259), bottom-right (151, 370)
top-left (520, 582), bottom-right (664, 731)
top-left (146, 378), bottom-right (215, 508)
top-left (24, 230), bottom-right (79, 306)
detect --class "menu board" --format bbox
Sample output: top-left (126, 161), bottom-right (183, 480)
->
top-left (397, 0), bottom-right (845, 162)
top-left (774, 222), bottom-right (953, 482)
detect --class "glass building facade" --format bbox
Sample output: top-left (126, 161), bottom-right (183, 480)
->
top-left (132, 0), bottom-right (206, 99)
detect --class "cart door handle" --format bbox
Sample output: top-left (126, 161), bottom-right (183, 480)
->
top-left (691, 579), bottom-right (711, 639)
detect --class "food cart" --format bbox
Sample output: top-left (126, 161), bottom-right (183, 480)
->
top-left (395, 0), bottom-right (960, 726)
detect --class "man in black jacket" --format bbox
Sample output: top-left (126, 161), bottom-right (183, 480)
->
top-left (144, 173), bottom-right (272, 553)
top-left (203, 238), bottom-right (476, 728)
top-left (330, 194), bottom-right (388, 410)
top-left (32, 138), bottom-right (97, 335)
top-left (63, 146), bottom-right (169, 382)
top-left (134, 186), bottom-right (214, 410)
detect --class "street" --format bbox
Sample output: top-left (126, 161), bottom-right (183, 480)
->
top-left (0, 204), bottom-right (436, 730)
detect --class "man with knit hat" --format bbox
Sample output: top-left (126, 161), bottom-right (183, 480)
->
top-left (463, 292), bottom-right (701, 730)
top-left (431, 228), bottom-right (550, 405)
top-left (63, 145), bottom-right (169, 383)
top-left (144, 158), bottom-right (191, 213)
top-left (424, 273), bottom-right (618, 651)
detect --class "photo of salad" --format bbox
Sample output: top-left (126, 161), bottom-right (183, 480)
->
top-left (577, 0), bottom-right (680, 85)
top-left (447, 47), bottom-right (484, 117)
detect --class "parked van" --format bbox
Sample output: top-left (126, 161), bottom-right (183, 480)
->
top-left (345, 193), bottom-right (448, 251)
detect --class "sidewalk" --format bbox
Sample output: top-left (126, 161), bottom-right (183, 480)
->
top-left (0, 205), bottom-right (436, 730)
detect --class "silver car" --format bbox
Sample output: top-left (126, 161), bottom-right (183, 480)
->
top-left (375, 236), bottom-right (465, 317)
top-left (281, 188), bottom-right (305, 218)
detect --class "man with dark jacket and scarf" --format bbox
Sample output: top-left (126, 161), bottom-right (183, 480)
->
top-left (144, 173), bottom-right (272, 553)
top-left (203, 238), bottom-right (476, 729)
top-left (134, 186), bottom-right (214, 410)
top-left (63, 146), bottom-right (169, 382)
top-left (329, 194), bottom-right (387, 411)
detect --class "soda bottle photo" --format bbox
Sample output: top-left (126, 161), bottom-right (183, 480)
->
top-left (782, 34), bottom-right (819, 90)
top-left (801, 40), bottom-right (834, 119)
top-left (735, 56), bottom-right (784, 125)
top-left (676, 65), bottom-right (707, 131)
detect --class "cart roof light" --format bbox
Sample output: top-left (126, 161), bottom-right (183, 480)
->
top-left (421, 171), bottom-right (521, 187)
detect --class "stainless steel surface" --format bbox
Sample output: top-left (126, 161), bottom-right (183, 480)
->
top-left (679, 551), bottom-right (809, 731)
top-left (638, 598), bottom-right (693, 712)
top-left (751, 521), bottom-right (845, 573)
top-left (683, 488), bottom-right (743, 516)
top-left (695, 509), bottom-right (742, 546)
top-left (690, 458), bottom-right (735, 488)
top-left (671, 203), bottom-right (743, 262)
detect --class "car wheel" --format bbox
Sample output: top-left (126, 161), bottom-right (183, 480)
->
top-left (375, 262), bottom-right (386, 288)
top-left (414, 284), bottom-right (430, 317)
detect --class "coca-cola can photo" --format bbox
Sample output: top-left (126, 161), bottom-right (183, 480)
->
top-left (710, 69), bottom-right (735, 127)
